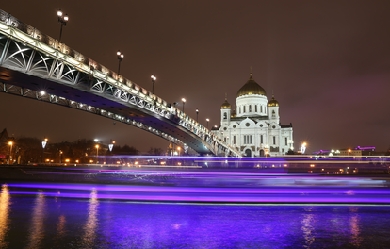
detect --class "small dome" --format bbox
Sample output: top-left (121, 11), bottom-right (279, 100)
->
top-left (221, 99), bottom-right (231, 109)
top-left (236, 73), bottom-right (267, 97)
top-left (268, 95), bottom-right (279, 107)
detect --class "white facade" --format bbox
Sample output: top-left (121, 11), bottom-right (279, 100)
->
top-left (212, 74), bottom-right (294, 157)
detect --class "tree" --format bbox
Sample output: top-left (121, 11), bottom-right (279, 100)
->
top-left (148, 147), bottom-right (164, 156)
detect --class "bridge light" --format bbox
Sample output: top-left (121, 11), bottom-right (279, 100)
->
top-left (181, 98), bottom-right (186, 112)
top-left (151, 75), bottom-right (156, 94)
top-left (196, 109), bottom-right (199, 122)
top-left (206, 118), bottom-right (209, 129)
top-left (117, 50), bottom-right (124, 75)
top-left (56, 9), bottom-right (69, 42)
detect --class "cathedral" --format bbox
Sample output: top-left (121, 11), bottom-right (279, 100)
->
top-left (211, 73), bottom-right (294, 157)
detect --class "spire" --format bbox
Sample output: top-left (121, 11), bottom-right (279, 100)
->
top-left (250, 66), bottom-right (253, 79)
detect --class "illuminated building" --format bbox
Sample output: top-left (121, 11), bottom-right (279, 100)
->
top-left (211, 73), bottom-right (294, 157)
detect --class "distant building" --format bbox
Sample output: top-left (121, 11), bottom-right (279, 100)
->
top-left (338, 149), bottom-right (362, 157)
top-left (211, 73), bottom-right (294, 157)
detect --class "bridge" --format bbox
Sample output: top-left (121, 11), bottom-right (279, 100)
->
top-left (0, 10), bottom-right (240, 157)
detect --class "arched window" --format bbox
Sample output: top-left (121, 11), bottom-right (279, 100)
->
top-left (249, 105), bottom-right (252, 112)
top-left (272, 110), bottom-right (275, 117)
top-left (243, 106), bottom-right (246, 113)
top-left (255, 105), bottom-right (257, 112)
top-left (223, 112), bottom-right (227, 119)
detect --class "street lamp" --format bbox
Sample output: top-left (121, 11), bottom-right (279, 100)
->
top-left (95, 144), bottom-right (99, 163)
top-left (151, 75), bottom-right (156, 94)
top-left (196, 109), bottom-right (199, 122)
top-left (177, 146), bottom-right (181, 156)
top-left (7, 141), bottom-right (13, 164)
top-left (117, 50), bottom-right (124, 75)
top-left (56, 9), bottom-right (69, 42)
top-left (206, 118), bottom-right (209, 129)
top-left (181, 98), bottom-right (186, 112)
top-left (41, 138), bottom-right (48, 163)
top-left (59, 150), bottom-right (63, 164)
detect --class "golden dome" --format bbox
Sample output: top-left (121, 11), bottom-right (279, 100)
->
top-left (221, 99), bottom-right (231, 109)
top-left (236, 73), bottom-right (267, 97)
top-left (268, 95), bottom-right (279, 107)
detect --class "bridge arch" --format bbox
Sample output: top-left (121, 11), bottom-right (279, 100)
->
top-left (0, 9), bottom-right (240, 157)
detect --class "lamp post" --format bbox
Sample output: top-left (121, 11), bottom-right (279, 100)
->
top-left (95, 144), bottom-right (99, 164)
top-left (41, 138), bottom-right (48, 163)
top-left (7, 141), bottom-right (13, 164)
top-left (196, 109), bottom-right (199, 122)
top-left (59, 150), bottom-right (63, 164)
top-left (117, 50), bottom-right (124, 75)
top-left (177, 147), bottom-right (181, 157)
top-left (181, 98), bottom-right (186, 112)
top-left (206, 118), bottom-right (209, 129)
top-left (56, 9), bottom-right (69, 42)
top-left (151, 75), bottom-right (156, 94)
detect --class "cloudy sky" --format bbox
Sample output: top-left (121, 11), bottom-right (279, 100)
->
top-left (1, 0), bottom-right (389, 153)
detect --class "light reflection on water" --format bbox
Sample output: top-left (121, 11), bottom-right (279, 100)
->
top-left (26, 192), bottom-right (45, 249)
top-left (82, 188), bottom-right (99, 248)
top-left (0, 183), bottom-right (390, 248)
top-left (0, 184), bottom-right (9, 249)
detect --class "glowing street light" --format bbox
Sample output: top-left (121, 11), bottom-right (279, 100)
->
top-left (7, 141), bottom-right (13, 164)
top-left (59, 150), bottom-right (63, 163)
top-left (56, 9), bottom-right (69, 42)
top-left (196, 109), bottom-right (199, 122)
top-left (177, 146), bottom-right (181, 156)
top-left (206, 118), bottom-right (209, 129)
top-left (151, 75), bottom-right (156, 94)
top-left (117, 50), bottom-right (124, 75)
top-left (41, 138), bottom-right (48, 163)
top-left (95, 144), bottom-right (100, 163)
top-left (181, 98), bottom-right (186, 112)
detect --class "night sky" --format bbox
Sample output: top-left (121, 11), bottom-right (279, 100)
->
top-left (1, 1), bottom-right (389, 154)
